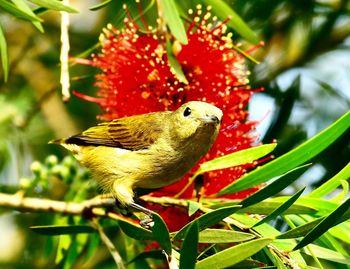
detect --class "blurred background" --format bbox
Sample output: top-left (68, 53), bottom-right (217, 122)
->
top-left (0, 0), bottom-right (349, 268)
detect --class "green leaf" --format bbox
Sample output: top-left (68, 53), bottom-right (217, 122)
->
top-left (253, 187), bottom-right (306, 227)
top-left (166, 40), bottom-right (188, 84)
top-left (11, 0), bottom-right (44, 32)
top-left (89, 0), bottom-right (112, 11)
top-left (240, 165), bottom-right (309, 208)
top-left (199, 0), bottom-right (260, 44)
top-left (308, 162), bottom-right (350, 198)
top-left (330, 180), bottom-right (349, 203)
top-left (0, 0), bottom-right (42, 21)
top-left (198, 143), bottom-right (277, 174)
top-left (0, 24), bottom-right (8, 82)
top-left (219, 110), bottom-right (350, 195)
top-left (158, 0), bottom-right (187, 44)
top-left (118, 219), bottom-right (154, 240)
top-left (303, 244), bottom-right (350, 265)
top-left (195, 238), bottom-right (273, 269)
top-left (180, 222), bottom-right (199, 269)
top-left (174, 205), bottom-right (241, 240)
top-left (152, 213), bottom-right (172, 256)
top-left (198, 229), bottom-right (255, 243)
top-left (188, 201), bottom-right (201, 216)
top-left (28, 0), bottom-right (78, 13)
top-left (293, 197), bottom-right (350, 250)
top-left (30, 225), bottom-right (94, 235)
top-left (127, 250), bottom-right (165, 265)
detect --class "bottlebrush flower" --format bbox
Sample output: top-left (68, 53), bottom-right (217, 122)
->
top-left (74, 6), bottom-right (262, 231)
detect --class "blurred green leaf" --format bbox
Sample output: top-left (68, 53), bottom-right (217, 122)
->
top-left (303, 244), bottom-right (350, 265)
top-left (253, 187), bottom-right (306, 227)
top-left (89, 0), bottom-right (112, 11)
top-left (127, 250), bottom-right (164, 265)
top-left (30, 225), bottom-right (94, 235)
top-left (308, 162), bottom-right (350, 198)
top-left (195, 238), bottom-right (273, 269)
top-left (174, 205), bottom-right (241, 240)
top-left (198, 229), bottom-right (255, 243)
top-left (28, 0), bottom-right (78, 13)
top-left (152, 213), bottom-right (172, 256)
top-left (219, 110), bottom-right (350, 195)
top-left (199, 0), bottom-right (260, 44)
top-left (0, 23), bottom-right (8, 82)
top-left (198, 143), bottom-right (276, 174)
top-left (0, 0), bottom-right (42, 21)
top-left (158, 0), bottom-right (188, 44)
top-left (180, 222), bottom-right (198, 269)
top-left (241, 164), bottom-right (309, 208)
top-left (166, 40), bottom-right (188, 84)
top-left (119, 219), bottom-right (154, 240)
top-left (11, 0), bottom-right (44, 32)
top-left (293, 197), bottom-right (350, 250)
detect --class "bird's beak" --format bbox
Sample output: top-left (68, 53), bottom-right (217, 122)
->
top-left (198, 115), bottom-right (220, 124)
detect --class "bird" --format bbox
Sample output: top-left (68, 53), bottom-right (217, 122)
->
top-left (50, 101), bottom-right (223, 217)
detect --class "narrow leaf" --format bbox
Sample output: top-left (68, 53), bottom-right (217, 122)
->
top-left (118, 219), bottom-right (154, 240)
top-left (294, 197), bottom-right (350, 250)
top-left (195, 238), bottom-right (273, 269)
top-left (11, 0), bottom-right (44, 32)
top-left (89, 0), bottom-right (112, 11)
top-left (241, 165), bottom-right (310, 208)
top-left (253, 187), bottom-right (306, 227)
top-left (198, 229), bottom-right (255, 243)
top-left (30, 225), bottom-right (94, 235)
top-left (180, 222), bottom-right (199, 269)
top-left (166, 40), bottom-right (188, 84)
top-left (198, 143), bottom-right (276, 174)
top-left (0, 0), bottom-right (42, 21)
top-left (219, 110), bottom-right (350, 195)
top-left (199, 0), bottom-right (260, 44)
top-left (174, 205), bottom-right (241, 240)
top-left (0, 24), bottom-right (8, 82)
top-left (28, 0), bottom-right (78, 13)
top-left (303, 244), bottom-right (350, 265)
top-left (308, 162), bottom-right (350, 198)
top-left (158, 0), bottom-right (187, 44)
top-left (152, 213), bottom-right (172, 256)
top-left (188, 201), bottom-right (201, 216)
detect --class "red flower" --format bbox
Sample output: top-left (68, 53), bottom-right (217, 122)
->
top-left (75, 6), bottom-right (262, 231)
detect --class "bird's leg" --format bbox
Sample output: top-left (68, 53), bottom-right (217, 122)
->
top-left (130, 202), bottom-right (156, 229)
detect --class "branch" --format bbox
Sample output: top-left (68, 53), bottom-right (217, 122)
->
top-left (0, 192), bottom-right (115, 215)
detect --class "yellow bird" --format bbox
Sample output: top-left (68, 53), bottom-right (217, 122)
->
top-left (51, 101), bottom-right (222, 215)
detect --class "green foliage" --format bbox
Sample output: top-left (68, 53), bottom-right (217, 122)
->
top-left (1, 0), bottom-right (350, 268)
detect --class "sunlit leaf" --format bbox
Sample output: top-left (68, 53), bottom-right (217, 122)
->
top-left (11, 0), bottom-right (44, 32)
top-left (219, 110), bottom-right (350, 195)
top-left (241, 165), bottom-right (309, 208)
top-left (303, 244), bottom-right (350, 265)
top-left (89, 0), bottom-right (112, 11)
top-left (195, 238), bottom-right (273, 269)
top-left (158, 0), bottom-right (187, 44)
top-left (198, 229), bottom-right (255, 243)
top-left (0, 0), bottom-right (42, 21)
top-left (174, 205), bottom-right (241, 240)
top-left (0, 24), bottom-right (8, 82)
top-left (28, 0), bottom-right (78, 13)
top-left (253, 187), bottom-right (306, 227)
top-left (308, 162), bottom-right (350, 198)
top-left (199, 0), bottom-right (260, 44)
top-left (293, 197), bottom-right (350, 250)
top-left (198, 143), bottom-right (276, 174)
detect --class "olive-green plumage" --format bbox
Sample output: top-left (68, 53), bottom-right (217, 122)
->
top-left (51, 101), bottom-right (222, 207)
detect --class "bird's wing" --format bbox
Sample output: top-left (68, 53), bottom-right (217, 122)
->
top-left (64, 112), bottom-right (169, 151)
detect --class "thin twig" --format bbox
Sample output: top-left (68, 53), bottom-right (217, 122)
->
top-left (91, 218), bottom-right (125, 269)
top-left (60, 0), bottom-right (71, 101)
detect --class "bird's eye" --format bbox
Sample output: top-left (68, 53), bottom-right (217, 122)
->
top-left (183, 107), bottom-right (192, 117)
